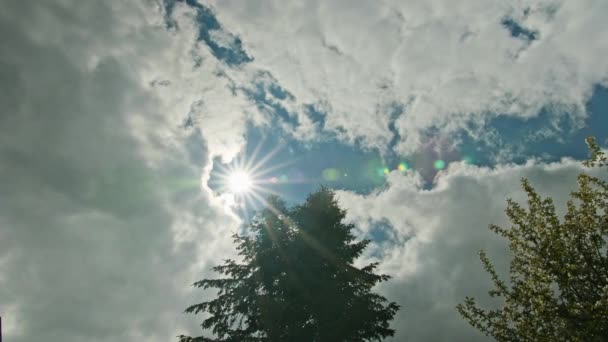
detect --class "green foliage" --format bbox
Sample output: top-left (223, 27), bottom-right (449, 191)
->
top-left (180, 188), bottom-right (399, 342)
top-left (457, 137), bottom-right (608, 341)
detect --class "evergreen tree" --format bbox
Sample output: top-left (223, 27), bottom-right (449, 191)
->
top-left (180, 188), bottom-right (399, 342)
top-left (457, 137), bottom-right (608, 341)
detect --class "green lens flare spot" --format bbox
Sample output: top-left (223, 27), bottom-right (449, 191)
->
top-left (397, 162), bottom-right (409, 172)
top-left (434, 160), bottom-right (446, 170)
top-left (366, 159), bottom-right (386, 184)
top-left (322, 168), bottom-right (340, 181)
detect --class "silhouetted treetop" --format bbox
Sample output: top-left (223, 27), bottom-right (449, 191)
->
top-left (180, 187), bottom-right (399, 342)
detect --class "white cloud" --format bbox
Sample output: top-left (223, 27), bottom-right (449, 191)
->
top-left (206, 0), bottom-right (608, 153)
top-left (2, 1), bottom-right (606, 341)
top-left (336, 159), bottom-right (604, 341)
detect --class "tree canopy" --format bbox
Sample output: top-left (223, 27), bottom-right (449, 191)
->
top-left (180, 188), bottom-right (399, 342)
top-left (457, 137), bottom-right (608, 341)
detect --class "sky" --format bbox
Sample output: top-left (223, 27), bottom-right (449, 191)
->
top-left (0, 0), bottom-right (607, 341)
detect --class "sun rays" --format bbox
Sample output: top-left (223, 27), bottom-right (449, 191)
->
top-left (209, 133), bottom-right (481, 220)
top-left (228, 171), bottom-right (252, 194)
top-left (209, 140), bottom-right (299, 217)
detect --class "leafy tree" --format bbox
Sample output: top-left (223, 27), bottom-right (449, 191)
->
top-left (457, 137), bottom-right (608, 341)
top-left (180, 188), bottom-right (400, 342)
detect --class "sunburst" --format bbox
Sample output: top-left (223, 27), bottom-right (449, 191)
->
top-left (228, 171), bottom-right (253, 194)
top-left (210, 140), bottom-right (298, 217)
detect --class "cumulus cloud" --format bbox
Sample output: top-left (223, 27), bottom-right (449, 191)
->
top-left (336, 159), bottom-right (604, 341)
top-left (2, 1), bottom-right (606, 341)
top-left (206, 0), bottom-right (608, 153)
top-left (0, 1), bottom-right (251, 340)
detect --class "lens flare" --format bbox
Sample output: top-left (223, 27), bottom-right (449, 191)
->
top-left (322, 168), bottom-right (340, 181)
top-left (228, 171), bottom-right (252, 194)
top-left (434, 160), bottom-right (446, 170)
top-left (397, 162), bottom-right (409, 172)
top-left (209, 138), bottom-right (298, 217)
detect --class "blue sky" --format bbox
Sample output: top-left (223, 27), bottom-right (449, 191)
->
top-left (170, 0), bottom-right (608, 202)
top-left (1, 1), bottom-right (607, 341)
top-left (209, 84), bottom-right (608, 205)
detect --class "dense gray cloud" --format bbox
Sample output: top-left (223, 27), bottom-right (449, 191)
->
top-left (337, 160), bottom-right (605, 341)
top-left (0, 1), bottom-right (244, 340)
top-left (207, 0), bottom-right (608, 153)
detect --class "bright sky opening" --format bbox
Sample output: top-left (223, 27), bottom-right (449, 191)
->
top-left (228, 171), bottom-right (252, 194)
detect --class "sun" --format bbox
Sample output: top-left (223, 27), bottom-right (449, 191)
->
top-left (209, 140), bottom-right (297, 215)
top-left (228, 171), bottom-right (252, 194)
